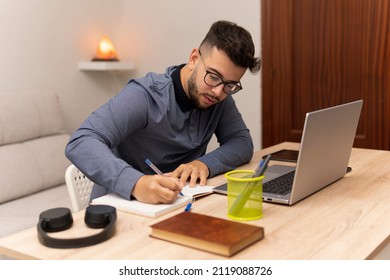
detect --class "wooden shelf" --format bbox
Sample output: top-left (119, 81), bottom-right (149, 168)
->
top-left (78, 61), bottom-right (135, 71)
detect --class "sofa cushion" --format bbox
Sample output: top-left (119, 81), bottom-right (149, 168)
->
top-left (0, 184), bottom-right (71, 238)
top-left (0, 134), bottom-right (70, 204)
top-left (0, 90), bottom-right (70, 204)
top-left (0, 90), bottom-right (67, 146)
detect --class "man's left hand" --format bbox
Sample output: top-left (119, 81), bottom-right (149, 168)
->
top-left (169, 160), bottom-right (209, 188)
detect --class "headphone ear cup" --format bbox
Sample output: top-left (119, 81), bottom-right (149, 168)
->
top-left (85, 205), bottom-right (117, 228)
top-left (39, 208), bottom-right (73, 232)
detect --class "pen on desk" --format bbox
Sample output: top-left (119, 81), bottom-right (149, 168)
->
top-left (145, 159), bottom-right (184, 196)
top-left (184, 198), bottom-right (195, 212)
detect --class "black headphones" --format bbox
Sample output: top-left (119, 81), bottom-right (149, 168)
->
top-left (37, 205), bottom-right (116, 249)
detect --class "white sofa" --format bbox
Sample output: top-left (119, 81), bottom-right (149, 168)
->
top-left (0, 90), bottom-right (72, 238)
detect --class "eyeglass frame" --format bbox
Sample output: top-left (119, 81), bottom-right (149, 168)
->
top-left (198, 50), bottom-right (243, 95)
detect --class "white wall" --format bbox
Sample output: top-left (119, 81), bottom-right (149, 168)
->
top-left (0, 0), bottom-right (261, 150)
top-left (0, 0), bottom-right (123, 131)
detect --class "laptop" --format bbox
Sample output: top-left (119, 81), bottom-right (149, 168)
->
top-left (213, 100), bottom-right (363, 205)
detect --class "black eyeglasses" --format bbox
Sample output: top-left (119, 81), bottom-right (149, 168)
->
top-left (198, 51), bottom-right (243, 95)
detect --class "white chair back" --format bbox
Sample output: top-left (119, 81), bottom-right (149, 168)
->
top-left (65, 165), bottom-right (94, 212)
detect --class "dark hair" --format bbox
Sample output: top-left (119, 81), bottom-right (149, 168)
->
top-left (199, 20), bottom-right (261, 73)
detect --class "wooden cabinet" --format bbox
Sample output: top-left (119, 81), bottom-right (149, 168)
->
top-left (261, 0), bottom-right (390, 149)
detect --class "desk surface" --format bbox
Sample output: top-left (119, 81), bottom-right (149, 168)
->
top-left (1, 142), bottom-right (390, 260)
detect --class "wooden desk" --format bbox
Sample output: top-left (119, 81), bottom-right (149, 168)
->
top-left (1, 142), bottom-right (390, 260)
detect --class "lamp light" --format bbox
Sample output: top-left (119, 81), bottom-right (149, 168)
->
top-left (92, 35), bottom-right (119, 61)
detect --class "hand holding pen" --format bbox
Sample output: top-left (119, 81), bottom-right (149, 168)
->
top-left (145, 159), bottom-right (184, 196)
top-left (145, 159), bottom-right (193, 211)
top-left (129, 159), bottom-right (183, 204)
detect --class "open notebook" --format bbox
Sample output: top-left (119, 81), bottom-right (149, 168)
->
top-left (91, 185), bottom-right (213, 218)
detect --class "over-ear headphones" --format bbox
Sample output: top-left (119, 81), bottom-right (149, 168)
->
top-left (37, 205), bottom-right (116, 248)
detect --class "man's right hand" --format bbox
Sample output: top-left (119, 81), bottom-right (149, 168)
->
top-left (131, 175), bottom-right (182, 204)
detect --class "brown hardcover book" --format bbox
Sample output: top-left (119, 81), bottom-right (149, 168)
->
top-left (149, 211), bottom-right (264, 257)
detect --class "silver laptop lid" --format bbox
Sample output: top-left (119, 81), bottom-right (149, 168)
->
top-left (289, 100), bottom-right (363, 204)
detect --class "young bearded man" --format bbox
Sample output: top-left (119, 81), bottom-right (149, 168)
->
top-left (65, 20), bottom-right (261, 204)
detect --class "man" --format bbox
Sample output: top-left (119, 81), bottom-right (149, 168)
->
top-left (65, 20), bottom-right (261, 204)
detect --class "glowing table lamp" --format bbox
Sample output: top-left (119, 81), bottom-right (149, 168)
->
top-left (92, 35), bottom-right (119, 61)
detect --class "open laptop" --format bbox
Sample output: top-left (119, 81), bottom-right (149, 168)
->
top-left (213, 100), bottom-right (363, 205)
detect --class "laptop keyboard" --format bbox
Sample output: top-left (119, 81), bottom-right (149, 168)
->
top-left (263, 170), bottom-right (296, 195)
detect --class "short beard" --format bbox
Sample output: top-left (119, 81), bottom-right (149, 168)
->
top-left (187, 72), bottom-right (210, 111)
top-left (187, 71), bottom-right (220, 111)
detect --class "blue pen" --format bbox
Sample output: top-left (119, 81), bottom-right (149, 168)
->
top-left (253, 158), bottom-right (266, 177)
top-left (254, 154), bottom-right (272, 177)
top-left (145, 159), bottom-right (184, 196)
top-left (185, 198), bottom-right (195, 212)
top-left (145, 159), bottom-right (163, 175)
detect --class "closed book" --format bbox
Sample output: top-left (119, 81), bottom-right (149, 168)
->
top-left (150, 211), bottom-right (264, 257)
